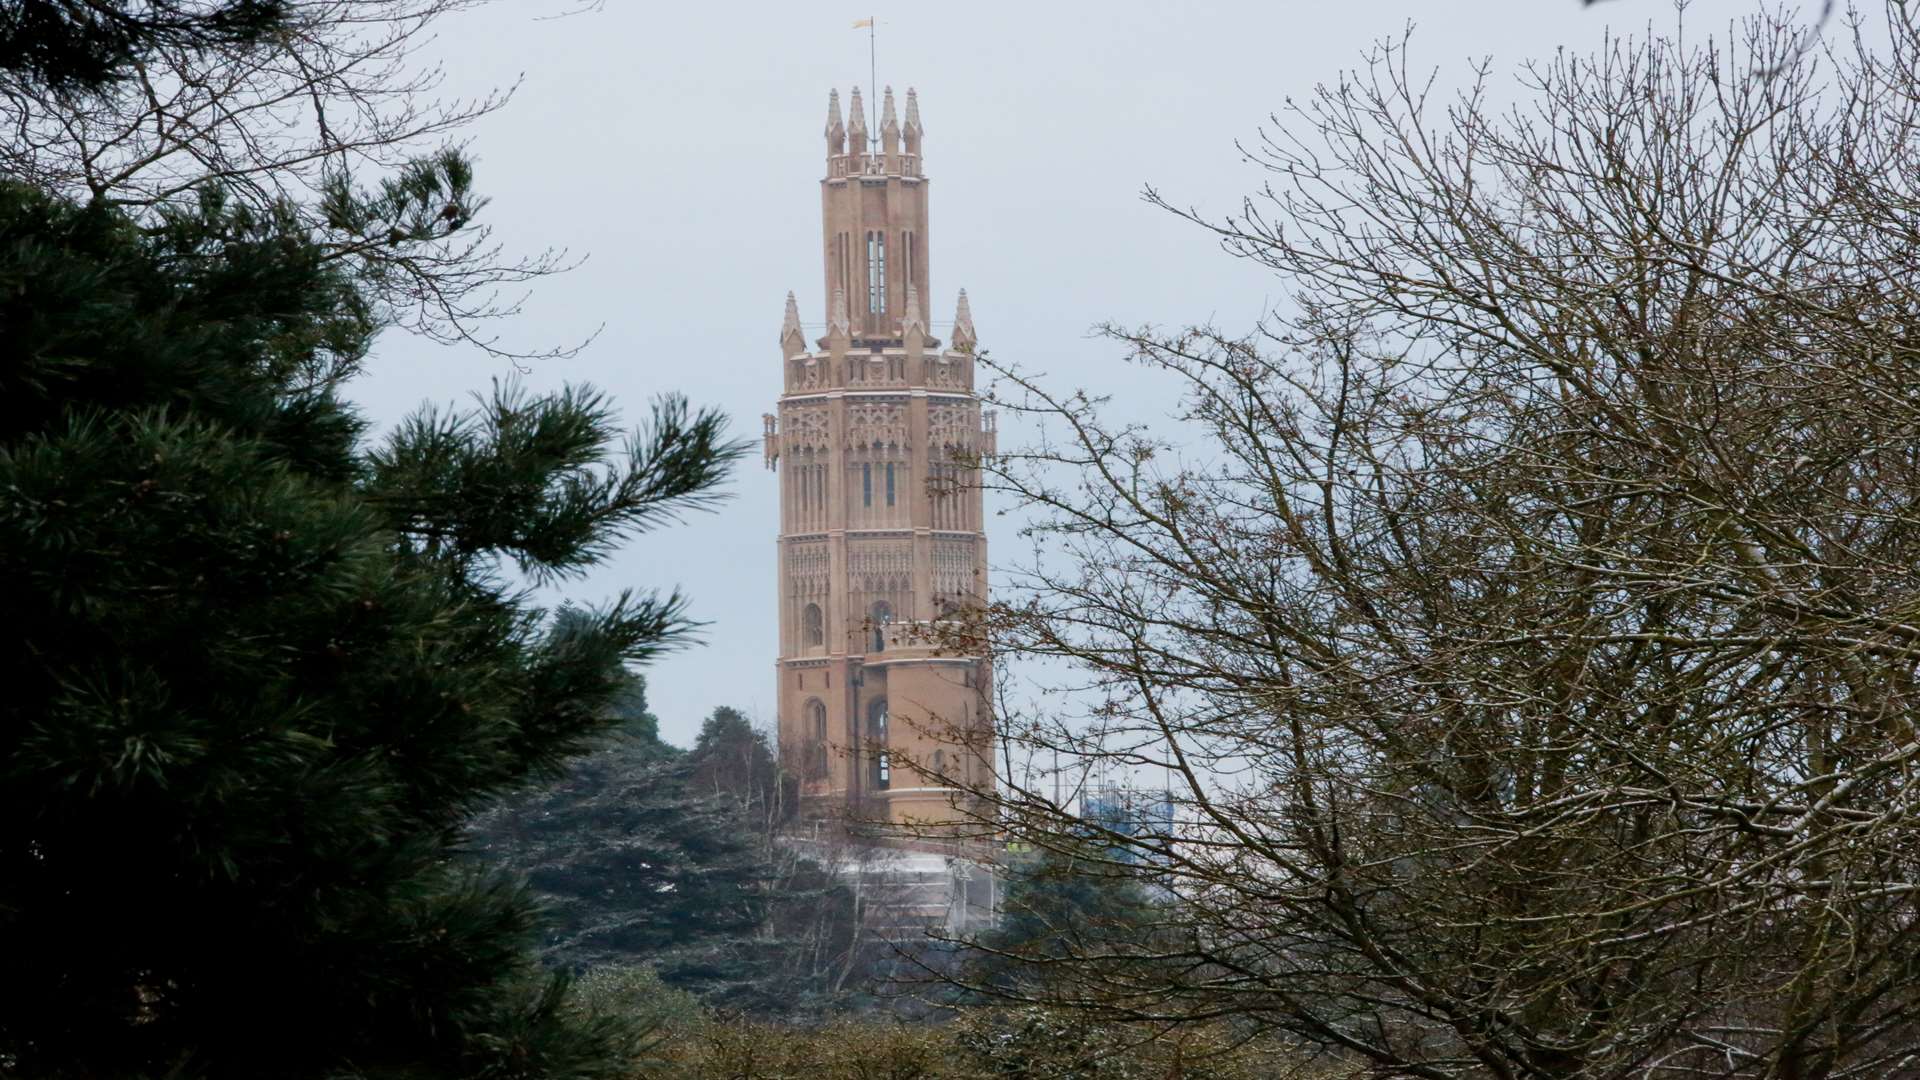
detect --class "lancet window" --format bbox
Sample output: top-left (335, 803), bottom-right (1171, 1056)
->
top-left (867, 698), bottom-right (891, 790)
top-left (807, 698), bottom-right (829, 776)
top-left (867, 231), bottom-right (887, 314)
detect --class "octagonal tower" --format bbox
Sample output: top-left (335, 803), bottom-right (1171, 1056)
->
top-left (764, 86), bottom-right (996, 827)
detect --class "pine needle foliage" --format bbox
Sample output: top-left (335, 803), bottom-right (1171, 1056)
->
top-left (0, 178), bottom-right (747, 1078)
top-left (0, 0), bottom-right (287, 92)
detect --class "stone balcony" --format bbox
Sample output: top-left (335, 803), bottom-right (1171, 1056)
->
top-left (867, 618), bottom-right (980, 664)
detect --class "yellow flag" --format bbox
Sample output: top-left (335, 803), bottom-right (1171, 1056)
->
top-left (851, 17), bottom-right (873, 28)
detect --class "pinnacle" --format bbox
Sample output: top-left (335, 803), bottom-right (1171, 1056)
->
top-left (881, 86), bottom-right (898, 133)
top-left (830, 286), bottom-right (852, 336)
top-left (952, 288), bottom-right (976, 351)
top-left (904, 87), bottom-right (922, 133)
top-left (847, 86), bottom-right (867, 133)
top-left (902, 281), bottom-right (926, 334)
top-left (825, 88), bottom-right (844, 135)
top-left (782, 291), bottom-right (803, 339)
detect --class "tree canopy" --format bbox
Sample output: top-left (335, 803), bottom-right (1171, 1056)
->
top-left (960, 4), bottom-right (1920, 1076)
top-left (0, 174), bottom-right (744, 1077)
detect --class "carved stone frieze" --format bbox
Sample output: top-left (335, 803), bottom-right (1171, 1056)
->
top-left (848, 540), bottom-right (913, 594)
top-left (781, 405), bottom-right (832, 453)
top-left (933, 538), bottom-right (979, 604)
top-left (785, 541), bottom-right (830, 598)
top-left (845, 400), bottom-right (908, 449)
top-left (928, 401), bottom-right (979, 454)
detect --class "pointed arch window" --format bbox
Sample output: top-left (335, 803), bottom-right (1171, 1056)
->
top-left (803, 603), bottom-right (824, 648)
top-left (867, 231), bottom-right (887, 314)
top-left (870, 600), bottom-right (893, 653)
top-left (808, 698), bottom-right (829, 775)
top-left (868, 698), bottom-right (891, 790)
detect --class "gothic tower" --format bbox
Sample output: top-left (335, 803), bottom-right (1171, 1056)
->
top-left (765, 86), bottom-right (995, 827)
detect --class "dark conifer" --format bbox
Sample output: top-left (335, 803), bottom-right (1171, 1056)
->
top-left (0, 0), bottom-right (287, 92)
top-left (0, 179), bottom-right (745, 1078)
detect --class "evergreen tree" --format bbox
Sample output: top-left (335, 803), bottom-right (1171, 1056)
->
top-left (968, 848), bottom-right (1162, 997)
top-left (469, 696), bottom-right (770, 979)
top-left (0, 180), bottom-right (744, 1077)
top-left (684, 705), bottom-right (797, 830)
top-left (0, 0), bottom-right (286, 92)
top-left (472, 707), bottom-right (883, 1016)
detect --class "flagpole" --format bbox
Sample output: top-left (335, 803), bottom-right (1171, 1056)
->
top-left (868, 15), bottom-right (877, 156)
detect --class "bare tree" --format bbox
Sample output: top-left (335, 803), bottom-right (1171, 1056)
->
top-left (939, 5), bottom-right (1920, 1077)
top-left (1, 0), bottom-right (576, 360)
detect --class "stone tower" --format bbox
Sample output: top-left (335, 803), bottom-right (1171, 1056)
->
top-left (764, 86), bottom-right (995, 827)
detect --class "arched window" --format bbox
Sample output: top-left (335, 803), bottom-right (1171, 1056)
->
top-left (807, 698), bottom-right (829, 775)
top-left (803, 603), bottom-right (824, 647)
top-left (932, 748), bottom-right (945, 777)
top-left (867, 231), bottom-right (887, 314)
top-left (870, 600), bottom-right (893, 653)
top-left (867, 698), bottom-right (891, 791)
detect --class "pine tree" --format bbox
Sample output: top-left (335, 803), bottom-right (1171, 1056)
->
top-left (0, 180), bottom-right (745, 1078)
top-left (0, 0), bottom-right (287, 92)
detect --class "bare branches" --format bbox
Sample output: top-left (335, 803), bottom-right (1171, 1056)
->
top-left (1, 0), bottom-right (582, 360)
top-left (945, 4), bottom-right (1920, 1076)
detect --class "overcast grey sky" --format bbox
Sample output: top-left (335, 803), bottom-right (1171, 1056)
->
top-left (352, 0), bottom-right (1808, 747)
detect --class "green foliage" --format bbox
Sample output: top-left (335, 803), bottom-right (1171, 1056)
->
top-left (0, 0), bottom-right (286, 92)
top-left (470, 704), bottom-right (772, 980)
top-left (636, 1008), bottom-right (1297, 1080)
top-left (472, 705), bottom-right (925, 1018)
top-left (684, 705), bottom-right (797, 824)
top-left (320, 148), bottom-right (486, 254)
top-left (0, 176), bottom-right (742, 1077)
top-left (567, 965), bottom-right (704, 1039)
top-left (968, 847), bottom-right (1162, 996)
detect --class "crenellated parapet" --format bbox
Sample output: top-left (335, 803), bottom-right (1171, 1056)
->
top-left (777, 347), bottom-right (978, 395)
